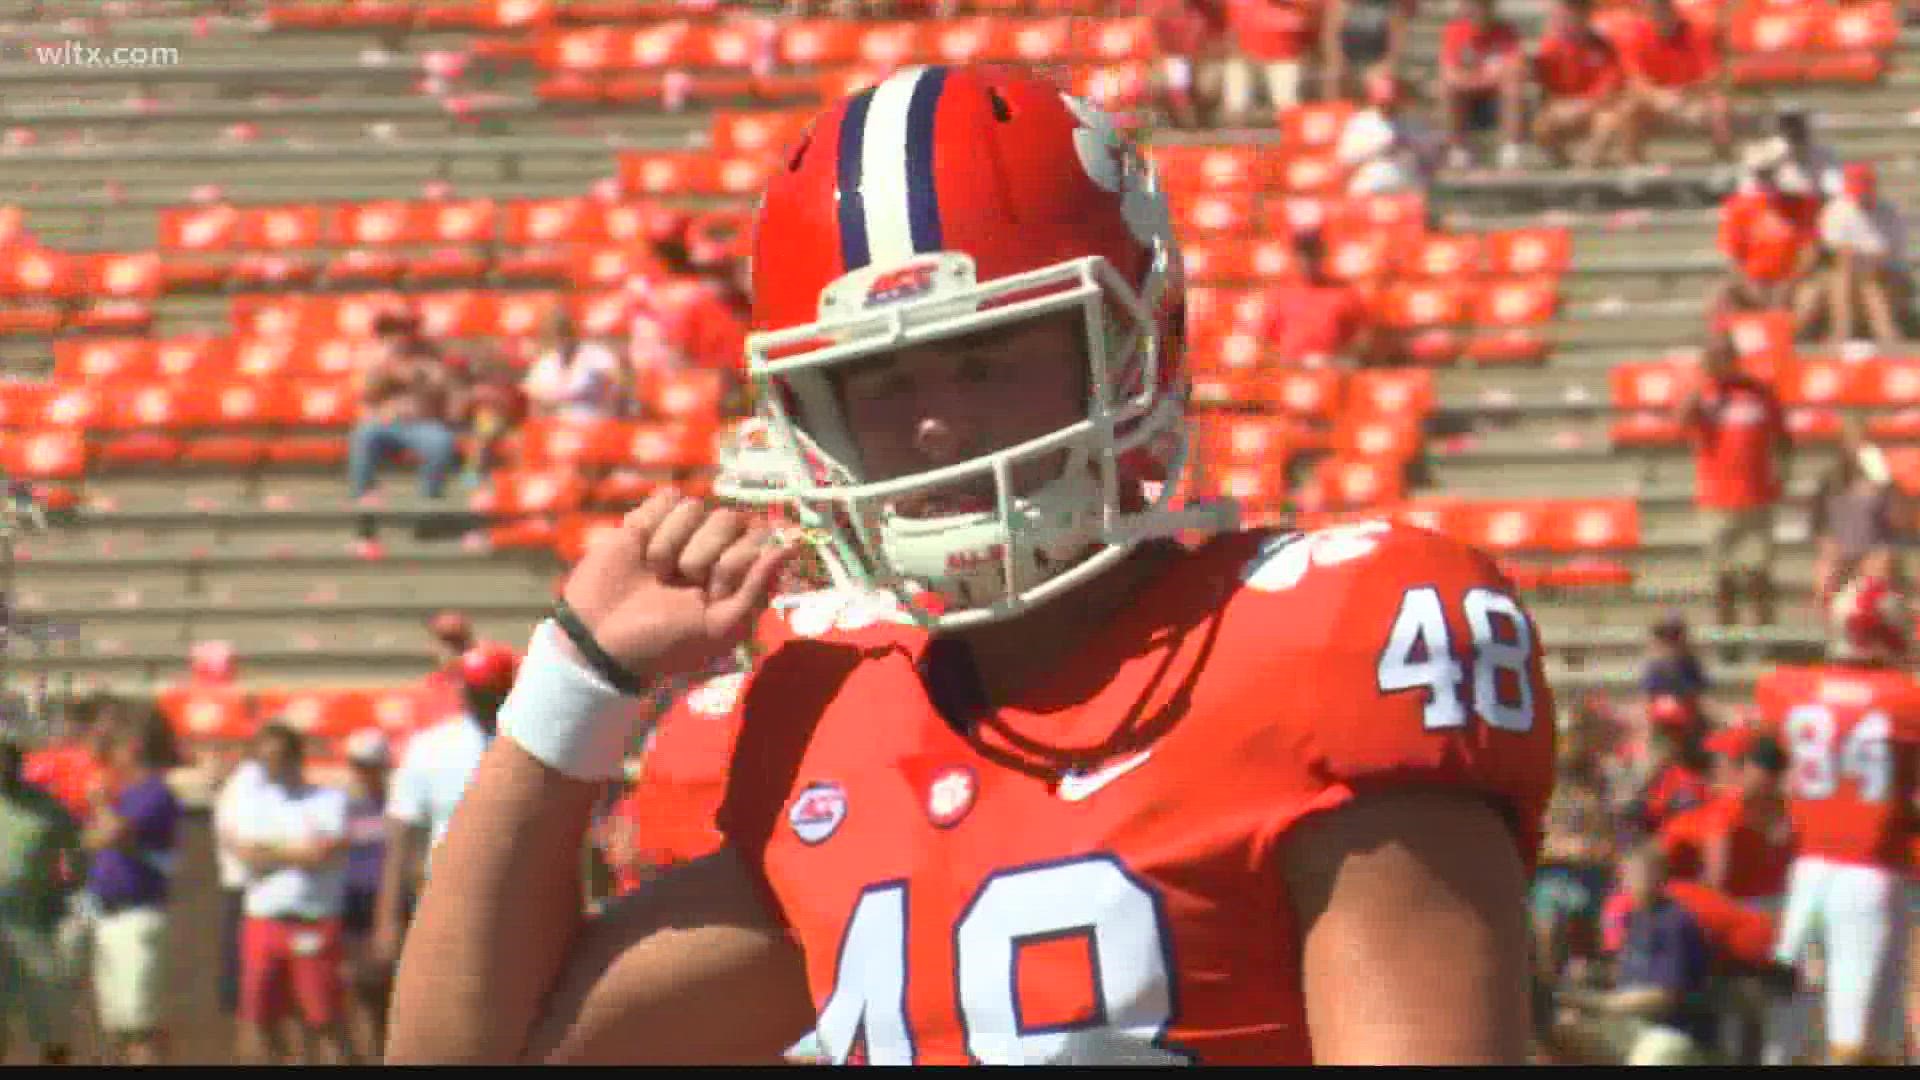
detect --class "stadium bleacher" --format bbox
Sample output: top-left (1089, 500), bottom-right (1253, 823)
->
top-left (0, 0), bottom-right (1916, 766)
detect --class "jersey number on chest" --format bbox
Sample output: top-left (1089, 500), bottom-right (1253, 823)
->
top-left (1783, 704), bottom-right (1893, 802)
top-left (814, 854), bottom-right (1191, 1065)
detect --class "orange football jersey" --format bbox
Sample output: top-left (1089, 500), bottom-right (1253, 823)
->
top-left (622, 669), bottom-right (750, 876)
top-left (716, 523), bottom-right (1557, 1065)
top-left (1656, 790), bottom-right (1794, 899)
top-left (1756, 664), bottom-right (1920, 871)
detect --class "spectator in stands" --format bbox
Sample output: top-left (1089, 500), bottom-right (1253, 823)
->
top-left (1335, 67), bottom-right (1444, 194)
top-left (1681, 328), bottom-right (1792, 631)
top-left (1221, 0), bottom-right (1312, 124)
top-left (1436, 0), bottom-right (1528, 170)
top-left (373, 644), bottom-right (517, 973)
top-left (1317, 0), bottom-right (1417, 100)
top-left (212, 743), bottom-right (265, 1025)
top-left (1552, 843), bottom-right (1717, 1064)
top-left (1710, 140), bottom-right (1824, 330)
top-left (1530, 0), bottom-right (1629, 167)
top-left (1258, 228), bottom-right (1385, 366)
top-left (1534, 707), bottom-right (1618, 985)
top-left (1758, 106), bottom-right (1842, 200)
top-left (227, 723), bottom-right (351, 1065)
top-left (1613, 0), bottom-right (1735, 166)
top-left (1151, 0), bottom-right (1226, 127)
top-left (1658, 735), bottom-right (1792, 903)
top-left (1619, 695), bottom-right (1711, 838)
top-left (1641, 611), bottom-right (1710, 701)
top-left (523, 309), bottom-right (628, 423)
top-left (339, 730), bottom-right (392, 1063)
top-left (347, 341), bottom-right (462, 506)
top-left (1818, 161), bottom-right (1916, 353)
top-left (82, 712), bottom-right (182, 1065)
top-left (455, 343), bottom-right (527, 491)
top-left (0, 735), bottom-right (82, 1064)
top-left (1810, 415), bottom-right (1903, 604)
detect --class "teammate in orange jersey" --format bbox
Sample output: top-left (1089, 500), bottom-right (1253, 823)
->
top-left (388, 65), bottom-right (1556, 1065)
top-left (1756, 576), bottom-right (1919, 1065)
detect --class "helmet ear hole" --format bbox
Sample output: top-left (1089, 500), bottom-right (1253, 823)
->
top-left (986, 87), bottom-right (1013, 123)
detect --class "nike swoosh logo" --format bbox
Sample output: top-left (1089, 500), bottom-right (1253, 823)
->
top-left (1056, 750), bottom-right (1154, 803)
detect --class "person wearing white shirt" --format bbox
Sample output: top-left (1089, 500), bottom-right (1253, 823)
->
top-left (227, 724), bottom-right (350, 1065)
top-left (373, 643), bottom-right (519, 973)
top-left (1336, 68), bottom-right (1444, 195)
top-left (211, 754), bottom-right (264, 1020)
top-left (1818, 161), bottom-right (1915, 353)
top-left (522, 310), bottom-right (627, 422)
top-left (1737, 110), bottom-right (1842, 200)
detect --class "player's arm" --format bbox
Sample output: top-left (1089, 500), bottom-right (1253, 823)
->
top-left (1284, 786), bottom-right (1534, 1064)
top-left (385, 739), bottom-right (813, 1064)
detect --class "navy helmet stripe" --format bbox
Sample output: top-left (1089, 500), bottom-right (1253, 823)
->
top-left (902, 66), bottom-right (947, 255)
top-left (835, 87), bottom-right (875, 270)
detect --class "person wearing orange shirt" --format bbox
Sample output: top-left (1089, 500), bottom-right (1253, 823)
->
top-left (1711, 142), bottom-right (1824, 333)
top-left (1612, 0), bottom-right (1734, 165)
top-left (1680, 329), bottom-right (1792, 632)
top-left (1660, 734), bottom-right (1794, 903)
top-left (1530, 0), bottom-right (1629, 167)
top-left (1257, 229), bottom-right (1385, 367)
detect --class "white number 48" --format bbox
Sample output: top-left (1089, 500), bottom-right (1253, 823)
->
top-left (1377, 587), bottom-right (1536, 733)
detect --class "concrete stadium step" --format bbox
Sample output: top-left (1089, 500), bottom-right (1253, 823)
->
top-left (39, 605), bottom-right (548, 649)
top-left (14, 573), bottom-right (549, 611)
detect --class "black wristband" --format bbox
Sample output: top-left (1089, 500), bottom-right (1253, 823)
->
top-left (551, 599), bottom-right (650, 698)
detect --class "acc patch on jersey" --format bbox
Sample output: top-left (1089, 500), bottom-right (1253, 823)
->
top-left (788, 781), bottom-right (848, 845)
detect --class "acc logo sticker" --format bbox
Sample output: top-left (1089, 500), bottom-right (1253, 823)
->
top-left (864, 261), bottom-right (940, 307)
top-left (788, 781), bottom-right (848, 845)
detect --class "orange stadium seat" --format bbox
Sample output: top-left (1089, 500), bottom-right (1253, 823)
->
top-left (158, 686), bottom-right (254, 743)
top-left (1485, 228), bottom-right (1572, 277)
top-left (1279, 103), bottom-right (1354, 154)
top-left (54, 338), bottom-right (154, 383)
top-left (1334, 414), bottom-right (1423, 462)
top-left (1728, 1), bottom-right (1818, 83)
top-left (517, 416), bottom-right (634, 467)
top-left (478, 468), bottom-right (590, 517)
top-left (1173, 193), bottom-right (1261, 235)
top-left (4, 249), bottom-right (73, 301)
top-left (258, 688), bottom-right (377, 741)
top-left (1309, 454), bottom-right (1407, 510)
top-left (555, 512), bottom-right (625, 563)
top-left (626, 420), bottom-right (718, 469)
top-left (0, 381), bottom-right (50, 428)
top-left (155, 335), bottom-right (237, 381)
top-left (1408, 233), bottom-right (1487, 280)
top-left (590, 470), bottom-right (660, 509)
top-left (4, 429), bottom-right (86, 479)
top-left (1348, 368), bottom-right (1436, 420)
top-left (1266, 367), bottom-right (1344, 420)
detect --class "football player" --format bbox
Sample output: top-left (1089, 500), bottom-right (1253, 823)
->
top-left (1757, 576), bottom-right (1919, 1065)
top-left (388, 64), bottom-right (1556, 1065)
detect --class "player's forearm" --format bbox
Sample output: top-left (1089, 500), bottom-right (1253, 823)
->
top-left (388, 741), bottom-right (600, 1063)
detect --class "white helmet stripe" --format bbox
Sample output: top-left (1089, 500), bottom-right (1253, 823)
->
top-left (858, 66), bottom-right (931, 267)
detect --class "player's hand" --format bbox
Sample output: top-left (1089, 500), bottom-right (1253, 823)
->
top-left (561, 487), bottom-right (794, 685)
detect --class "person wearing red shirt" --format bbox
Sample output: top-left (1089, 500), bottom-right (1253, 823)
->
top-left (1660, 735), bottom-right (1794, 902)
top-left (1220, 0), bottom-right (1312, 126)
top-left (1257, 229), bottom-right (1383, 367)
top-left (1530, 0), bottom-right (1628, 167)
top-left (1680, 328), bottom-right (1792, 631)
top-left (1612, 0), bottom-right (1733, 164)
top-left (1711, 143), bottom-right (1824, 329)
top-left (1437, 0), bottom-right (1527, 169)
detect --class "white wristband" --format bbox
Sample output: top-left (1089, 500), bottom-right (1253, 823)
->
top-left (499, 620), bottom-right (646, 782)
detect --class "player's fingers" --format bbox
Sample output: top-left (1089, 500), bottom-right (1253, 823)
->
top-left (712, 536), bottom-right (796, 628)
top-left (704, 525), bottom-right (773, 602)
top-left (564, 486), bottom-right (680, 616)
top-left (642, 495), bottom-right (711, 583)
top-left (675, 508), bottom-right (750, 585)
